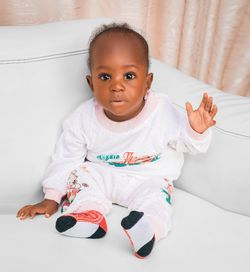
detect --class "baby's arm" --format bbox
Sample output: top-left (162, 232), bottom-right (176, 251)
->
top-left (17, 107), bottom-right (88, 220)
top-left (42, 109), bottom-right (88, 203)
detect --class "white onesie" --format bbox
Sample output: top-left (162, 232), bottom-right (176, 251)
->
top-left (42, 91), bottom-right (211, 240)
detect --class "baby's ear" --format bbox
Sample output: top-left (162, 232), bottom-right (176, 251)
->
top-left (86, 75), bottom-right (93, 91)
top-left (146, 73), bottom-right (153, 90)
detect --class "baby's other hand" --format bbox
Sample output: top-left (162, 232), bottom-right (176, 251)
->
top-left (16, 199), bottom-right (59, 220)
top-left (185, 92), bottom-right (218, 134)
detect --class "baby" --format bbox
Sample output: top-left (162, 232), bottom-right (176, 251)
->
top-left (16, 22), bottom-right (217, 258)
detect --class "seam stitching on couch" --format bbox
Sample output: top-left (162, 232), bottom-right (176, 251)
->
top-left (213, 127), bottom-right (250, 140)
top-left (0, 49), bottom-right (88, 64)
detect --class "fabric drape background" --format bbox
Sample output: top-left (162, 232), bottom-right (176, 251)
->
top-left (0, 0), bottom-right (249, 97)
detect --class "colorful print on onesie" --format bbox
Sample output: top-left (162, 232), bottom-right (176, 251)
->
top-left (96, 151), bottom-right (160, 167)
top-left (61, 167), bottom-right (90, 213)
top-left (161, 178), bottom-right (174, 205)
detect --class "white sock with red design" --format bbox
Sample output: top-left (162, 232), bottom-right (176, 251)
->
top-left (55, 210), bottom-right (107, 239)
top-left (121, 211), bottom-right (155, 258)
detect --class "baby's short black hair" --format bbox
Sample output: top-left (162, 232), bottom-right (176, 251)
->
top-left (87, 22), bottom-right (150, 71)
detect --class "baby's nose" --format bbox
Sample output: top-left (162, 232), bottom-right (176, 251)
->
top-left (110, 82), bottom-right (125, 92)
top-left (109, 77), bottom-right (125, 92)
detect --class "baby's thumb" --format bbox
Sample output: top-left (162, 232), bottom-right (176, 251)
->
top-left (45, 206), bottom-right (57, 218)
top-left (45, 213), bottom-right (50, 218)
top-left (44, 209), bottom-right (52, 218)
top-left (185, 102), bottom-right (193, 115)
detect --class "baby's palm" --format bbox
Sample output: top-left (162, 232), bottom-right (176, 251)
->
top-left (186, 93), bottom-right (217, 134)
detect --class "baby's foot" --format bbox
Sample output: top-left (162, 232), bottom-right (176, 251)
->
top-left (121, 211), bottom-right (155, 258)
top-left (55, 210), bottom-right (107, 238)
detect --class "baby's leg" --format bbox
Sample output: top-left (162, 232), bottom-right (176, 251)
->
top-left (56, 164), bottom-right (112, 239)
top-left (122, 177), bottom-right (174, 258)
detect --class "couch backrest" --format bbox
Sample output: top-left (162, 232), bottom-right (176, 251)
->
top-left (1, 18), bottom-right (249, 216)
top-left (0, 18), bottom-right (112, 213)
top-left (150, 59), bottom-right (250, 217)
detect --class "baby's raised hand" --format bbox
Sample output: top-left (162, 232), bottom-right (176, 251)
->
top-left (16, 199), bottom-right (59, 220)
top-left (185, 92), bottom-right (217, 134)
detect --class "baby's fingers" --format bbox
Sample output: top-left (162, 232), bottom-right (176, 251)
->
top-left (18, 206), bottom-right (38, 220)
top-left (185, 102), bottom-right (194, 115)
top-left (205, 96), bottom-right (213, 112)
top-left (198, 92), bottom-right (208, 109)
top-left (16, 205), bottom-right (30, 216)
top-left (16, 205), bottom-right (32, 218)
top-left (19, 209), bottom-right (32, 220)
top-left (29, 208), bottom-right (38, 219)
top-left (210, 104), bottom-right (218, 119)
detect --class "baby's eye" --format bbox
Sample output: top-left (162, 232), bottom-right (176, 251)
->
top-left (99, 74), bottom-right (111, 81)
top-left (124, 72), bottom-right (135, 80)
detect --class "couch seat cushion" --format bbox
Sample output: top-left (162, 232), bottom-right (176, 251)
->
top-left (2, 188), bottom-right (250, 272)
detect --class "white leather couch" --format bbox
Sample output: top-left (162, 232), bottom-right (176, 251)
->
top-left (1, 18), bottom-right (250, 272)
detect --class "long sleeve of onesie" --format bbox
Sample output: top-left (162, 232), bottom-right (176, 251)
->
top-left (42, 108), bottom-right (88, 204)
top-left (168, 104), bottom-right (212, 154)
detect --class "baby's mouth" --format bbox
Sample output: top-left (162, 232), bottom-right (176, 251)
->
top-left (110, 98), bottom-right (127, 103)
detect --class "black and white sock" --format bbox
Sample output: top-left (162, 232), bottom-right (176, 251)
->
top-left (121, 211), bottom-right (155, 258)
top-left (55, 210), bottom-right (107, 239)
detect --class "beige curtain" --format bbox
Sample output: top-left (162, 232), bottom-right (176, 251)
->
top-left (0, 0), bottom-right (249, 97)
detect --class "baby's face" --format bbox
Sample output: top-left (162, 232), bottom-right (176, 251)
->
top-left (86, 34), bottom-right (153, 122)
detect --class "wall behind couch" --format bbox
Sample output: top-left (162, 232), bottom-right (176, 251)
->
top-left (0, 0), bottom-right (249, 97)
